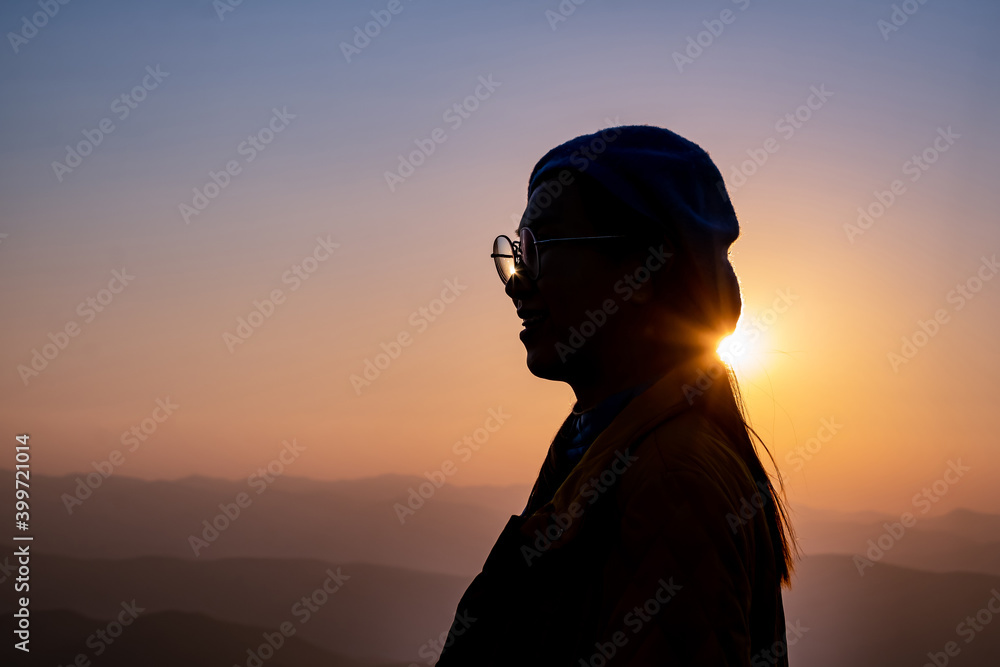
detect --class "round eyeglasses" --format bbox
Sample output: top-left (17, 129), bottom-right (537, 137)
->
top-left (490, 227), bottom-right (628, 285)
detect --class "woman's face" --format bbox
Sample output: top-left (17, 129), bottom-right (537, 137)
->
top-left (505, 178), bottom-right (653, 381)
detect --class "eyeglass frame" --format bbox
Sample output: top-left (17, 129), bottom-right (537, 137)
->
top-left (490, 226), bottom-right (629, 285)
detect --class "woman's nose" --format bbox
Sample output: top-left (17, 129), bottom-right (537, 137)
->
top-left (504, 267), bottom-right (533, 300)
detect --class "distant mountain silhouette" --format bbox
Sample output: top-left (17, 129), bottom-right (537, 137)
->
top-left (7, 552), bottom-right (1000, 667)
top-left (792, 505), bottom-right (1000, 575)
top-left (5, 470), bottom-right (1000, 665)
top-left (919, 508), bottom-right (1000, 542)
top-left (6, 469), bottom-right (996, 576)
top-left (0, 469), bottom-right (529, 575)
top-left (1, 554), bottom-right (467, 664)
top-left (784, 555), bottom-right (1000, 667)
top-left (27, 608), bottom-right (397, 666)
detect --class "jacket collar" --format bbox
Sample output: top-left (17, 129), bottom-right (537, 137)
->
top-left (519, 351), bottom-right (726, 548)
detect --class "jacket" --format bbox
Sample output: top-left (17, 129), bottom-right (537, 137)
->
top-left (436, 353), bottom-right (789, 666)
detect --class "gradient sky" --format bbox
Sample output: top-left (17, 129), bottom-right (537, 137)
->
top-left (1, 0), bottom-right (998, 515)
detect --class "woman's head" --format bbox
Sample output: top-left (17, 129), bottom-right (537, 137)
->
top-left (505, 125), bottom-right (744, 381)
top-left (500, 125), bottom-right (796, 580)
top-left (502, 125), bottom-right (796, 582)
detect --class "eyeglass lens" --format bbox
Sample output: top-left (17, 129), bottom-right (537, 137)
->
top-left (492, 235), bottom-right (515, 284)
top-left (492, 227), bottom-right (541, 285)
top-left (519, 227), bottom-right (538, 279)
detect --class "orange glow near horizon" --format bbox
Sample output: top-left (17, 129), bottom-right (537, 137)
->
top-left (1, 1), bottom-right (998, 521)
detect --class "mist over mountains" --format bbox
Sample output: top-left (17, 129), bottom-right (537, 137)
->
top-left (4, 469), bottom-right (999, 665)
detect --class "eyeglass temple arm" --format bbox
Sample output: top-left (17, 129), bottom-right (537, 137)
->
top-left (532, 235), bottom-right (629, 245)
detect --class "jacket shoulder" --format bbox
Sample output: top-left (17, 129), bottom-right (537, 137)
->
top-left (629, 408), bottom-right (755, 484)
top-left (613, 407), bottom-right (764, 553)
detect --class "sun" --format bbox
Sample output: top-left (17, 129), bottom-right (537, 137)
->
top-left (716, 318), bottom-right (768, 375)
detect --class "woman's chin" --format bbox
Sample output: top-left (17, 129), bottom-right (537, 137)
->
top-left (523, 338), bottom-right (572, 381)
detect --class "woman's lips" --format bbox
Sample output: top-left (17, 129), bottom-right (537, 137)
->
top-left (520, 313), bottom-right (547, 328)
top-left (517, 310), bottom-right (548, 338)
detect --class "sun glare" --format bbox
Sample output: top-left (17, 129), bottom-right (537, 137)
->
top-left (717, 318), bottom-right (768, 375)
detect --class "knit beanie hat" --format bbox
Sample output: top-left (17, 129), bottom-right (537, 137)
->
top-left (527, 124), bottom-right (743, 344)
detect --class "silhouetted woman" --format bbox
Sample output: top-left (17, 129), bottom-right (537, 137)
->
top-left (437, 125), bottom-right (796, 666)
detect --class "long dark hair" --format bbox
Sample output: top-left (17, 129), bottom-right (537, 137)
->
top-left (574, 170), bottom-right (797, 585)
top-left (699, 363), bottom-right (797, 585)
